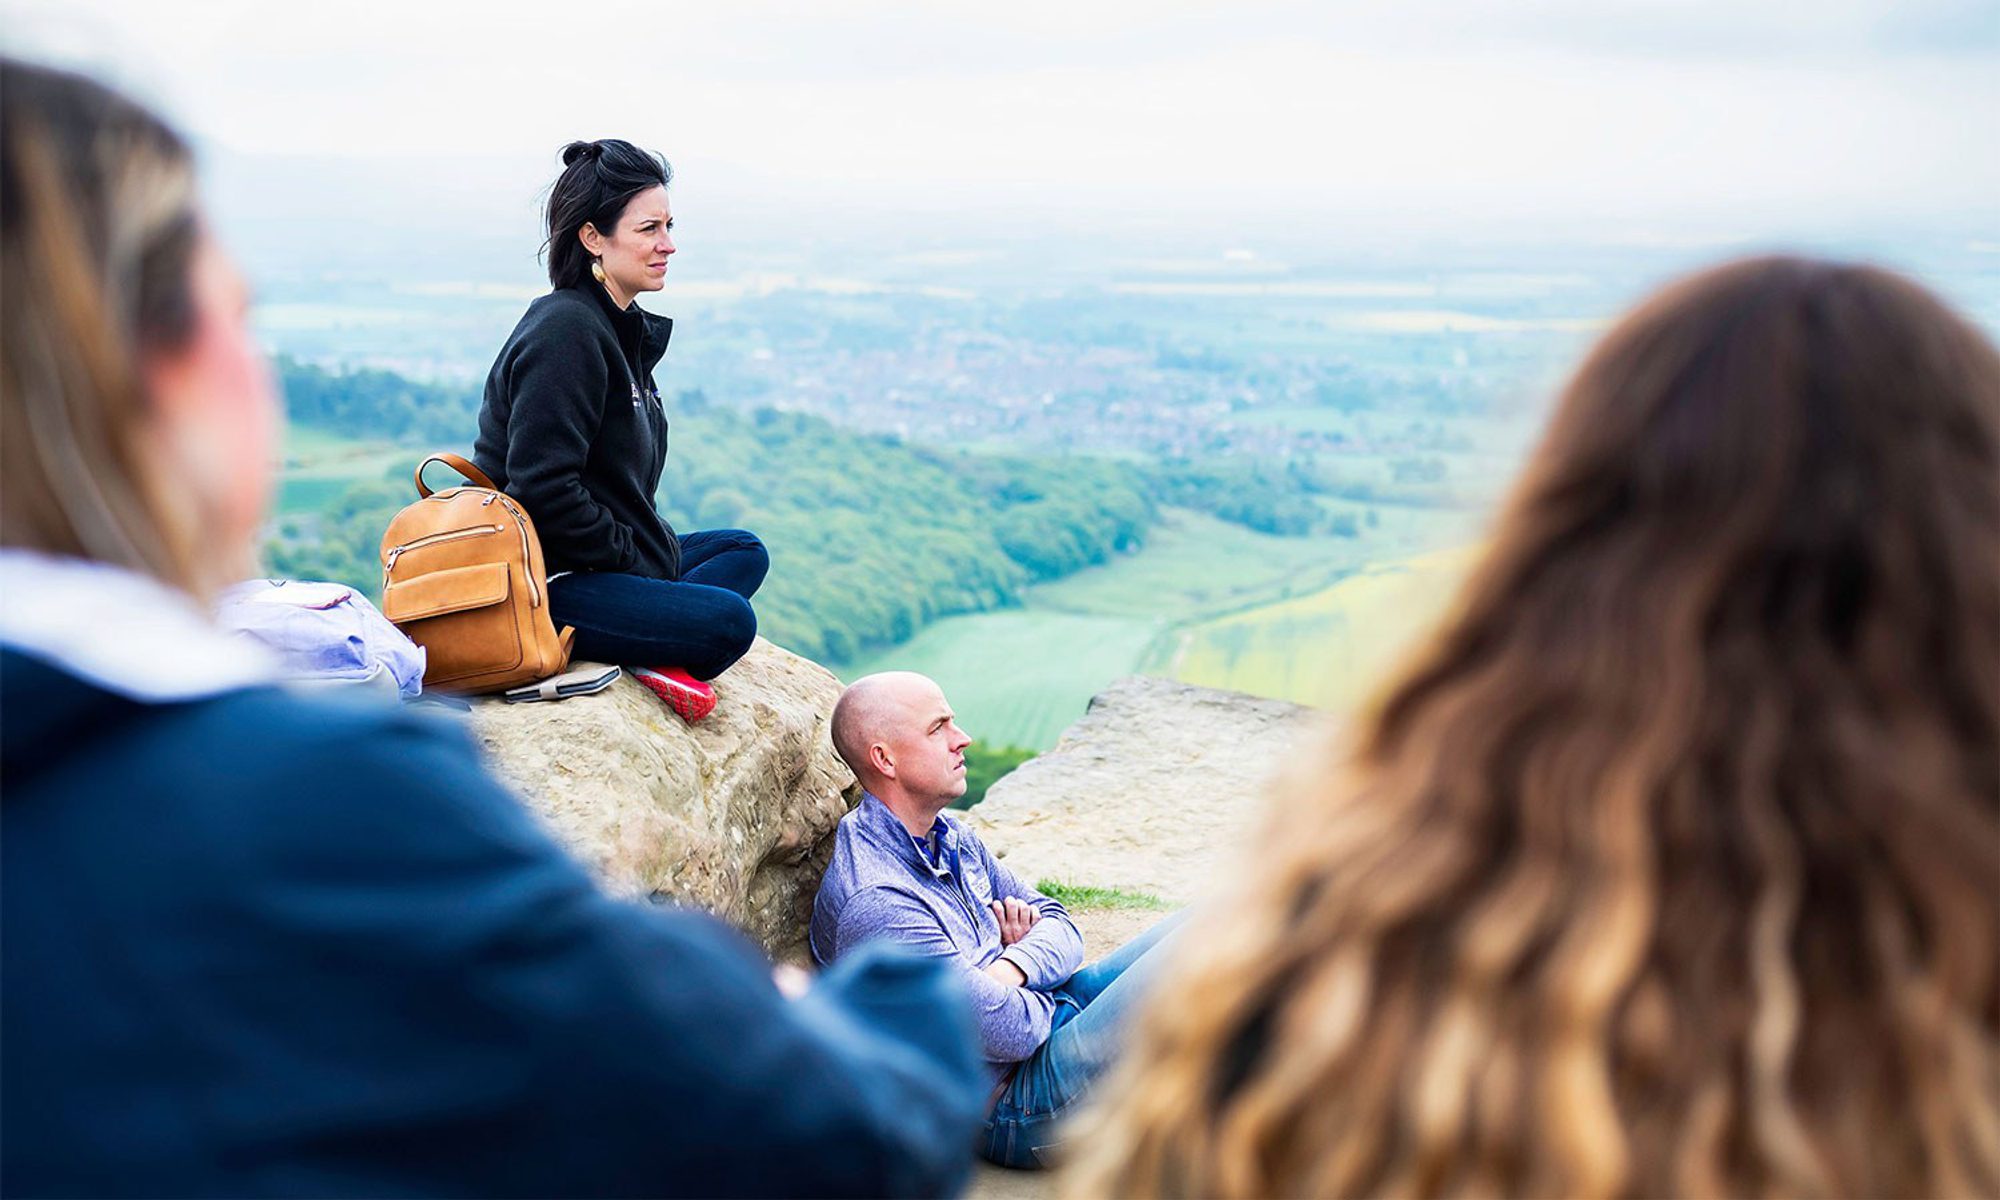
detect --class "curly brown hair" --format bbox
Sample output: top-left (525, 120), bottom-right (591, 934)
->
top-left (1065, 257), bottom-right (2000, 1199)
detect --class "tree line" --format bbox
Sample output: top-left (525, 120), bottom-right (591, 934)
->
top-left (266, 359), bottom-right (1399, 664)
top-left (271, 361), bottom-right (1152, 663)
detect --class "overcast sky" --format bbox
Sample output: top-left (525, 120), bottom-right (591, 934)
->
top-left (4, 0), bottom-right (1995, 246)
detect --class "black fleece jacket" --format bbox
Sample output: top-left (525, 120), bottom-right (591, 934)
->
top-left (473, 283), bottom-right (681, 579)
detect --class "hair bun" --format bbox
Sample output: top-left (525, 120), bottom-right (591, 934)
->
top-left (560, 140), bottom-right (603, 167)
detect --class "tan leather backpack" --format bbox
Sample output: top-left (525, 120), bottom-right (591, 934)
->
top-left (379, 453), bottom-right (573, 694)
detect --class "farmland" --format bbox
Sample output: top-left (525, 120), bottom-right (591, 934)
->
top-left (1159, 546), bottom-right (1473, 714)
top-left (836, 507), bottom-right (1480, 749)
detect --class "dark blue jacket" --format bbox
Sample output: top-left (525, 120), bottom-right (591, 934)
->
top-left (0, 648), bottom-right (982, 1197)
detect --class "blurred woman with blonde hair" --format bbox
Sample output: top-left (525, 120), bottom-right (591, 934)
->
top-left (1066, 256), bottom-right (2000, 1199)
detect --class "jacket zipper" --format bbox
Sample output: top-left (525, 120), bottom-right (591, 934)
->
top-left (938, 838), bottom-right (990, 937)
top-left (383, 524), bottom-right (504, 571)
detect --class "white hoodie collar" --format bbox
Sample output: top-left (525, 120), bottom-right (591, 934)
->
top-left (0, 550), bottom-right (279, 702)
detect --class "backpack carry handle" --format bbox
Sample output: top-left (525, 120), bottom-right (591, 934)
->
top-left (414, 453), bottom-right (498, 498)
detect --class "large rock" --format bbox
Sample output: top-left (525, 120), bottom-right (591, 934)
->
top-left (464, 639), bottom-right (856, 963)
top-left (966, 676), bottom-right (1324, 905)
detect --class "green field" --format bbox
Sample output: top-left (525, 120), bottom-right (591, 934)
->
top-left (835, 610), bottom-right (1162, 750)
top-left (835, 506), bottom-right (1481, 749)
top-left (1035, 505), bottom-right (1471, 622)
top-left (1164, 546), bottom-right (1472, 712)
top-left (275, 426), bottom-right (412, 514)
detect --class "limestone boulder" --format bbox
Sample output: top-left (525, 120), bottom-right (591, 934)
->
top-left (966, 676), bottom-right (1325, 906)
top-left (463, 639), bottom-right (856, 962)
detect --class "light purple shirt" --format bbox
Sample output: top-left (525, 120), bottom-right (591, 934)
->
top-left (215, 579), bottom-right (426, 699)
top-left (810, 793), bottom-right (1084, 1065)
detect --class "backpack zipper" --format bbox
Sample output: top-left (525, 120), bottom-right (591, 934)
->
top-left (383, 524), bottom-right (504, 571)
top-left (488, 495), bottom-right (542, 608)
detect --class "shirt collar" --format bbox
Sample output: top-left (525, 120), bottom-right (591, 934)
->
top-left (580, 282), bottom-right (674, 373)
top-left (856, 791), bottom-right (955, 877)
top-left (0, 550), bottom-right (279, 702)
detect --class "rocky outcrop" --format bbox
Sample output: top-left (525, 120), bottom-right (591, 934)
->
top-left (464, 639), bottom-right (856, 963)
top-left (967, 676), bottom-right (1325, 906)
top-left (456, 659), bottom-right (1318, 966)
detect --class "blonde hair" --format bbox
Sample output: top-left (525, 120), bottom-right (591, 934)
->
top-left (1, 58), bottom-right (208, 594)
top-left (1066, 258), bottom-right (2000, 1199)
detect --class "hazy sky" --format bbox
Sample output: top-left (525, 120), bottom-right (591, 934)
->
top-left (5, 0), bottom-right (1996, 243)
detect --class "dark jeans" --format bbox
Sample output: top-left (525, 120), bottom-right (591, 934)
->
top-left (547, 529), bottom-right (768, 681)
top-left (981, 909), bottom-right (1189, 1170)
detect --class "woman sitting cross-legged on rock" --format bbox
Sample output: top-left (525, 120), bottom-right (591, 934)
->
top-left (473, 138), bottom-right (764, 722)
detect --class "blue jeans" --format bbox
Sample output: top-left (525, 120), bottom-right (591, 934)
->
top-left (547, 529), bottom-right (768, 681)
top-left (980, 909), bottom-right (1188, 1169)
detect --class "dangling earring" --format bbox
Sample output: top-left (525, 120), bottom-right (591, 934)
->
top-left (590, 258), bottom-right (607, 284)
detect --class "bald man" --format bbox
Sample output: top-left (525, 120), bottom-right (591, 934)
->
top-left (809, 672), bottom-right (1186, 1170)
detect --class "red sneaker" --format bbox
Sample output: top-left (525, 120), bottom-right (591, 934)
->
top-left (631, 666), bottom-right (717, 723)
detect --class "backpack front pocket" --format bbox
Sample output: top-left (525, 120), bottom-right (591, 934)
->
top-left (382, 561), bottom-right (523, 684)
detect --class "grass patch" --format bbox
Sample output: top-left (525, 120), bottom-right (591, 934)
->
top-left (951, 741), bottom-right (1036, 810)
top-left (1035, 880), bottom-right (1169, 910)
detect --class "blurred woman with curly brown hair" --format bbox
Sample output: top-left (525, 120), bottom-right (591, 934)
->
top-left (1065, 256), bottom-right (2000, 1199)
